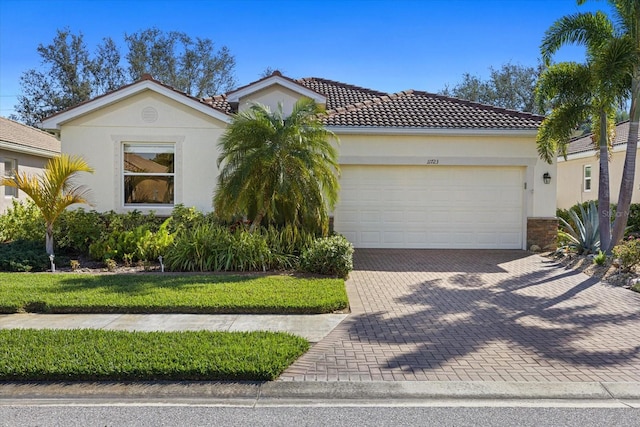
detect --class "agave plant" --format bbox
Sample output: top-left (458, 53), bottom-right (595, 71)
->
top-left (558, 201), bottom-right (600, 254)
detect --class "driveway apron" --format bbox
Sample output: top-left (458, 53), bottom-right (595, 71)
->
top-left (279, 249), bottom-right (640, 382)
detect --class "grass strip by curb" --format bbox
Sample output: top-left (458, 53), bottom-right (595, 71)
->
top-left (0, 329), bottom-right (309, 381)
top-left (0, 273), bottom-right (348, 314)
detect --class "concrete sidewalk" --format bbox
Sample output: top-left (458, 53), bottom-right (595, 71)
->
top-left (0, 313), bottom-right (348, 343)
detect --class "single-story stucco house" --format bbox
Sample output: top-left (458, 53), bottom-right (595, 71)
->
top-left (557, 121), bottom-right (640, 210)
top-left (40, 72), bottom-right (556, 250)
top-left (0, 116), bottom-right (61, 213)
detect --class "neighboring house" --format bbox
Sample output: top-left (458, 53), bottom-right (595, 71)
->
top-left (557, 121), bottom-right (640, 209)
top-left (41, 72), bottom-right (555, 250)
top-left (0, 116), bottom-right (61, 213)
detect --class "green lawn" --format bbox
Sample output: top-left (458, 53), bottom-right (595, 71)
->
top-left (0, 273), bottom-right (348, 314)
top-left (0, 328), bottom-right (309, 381)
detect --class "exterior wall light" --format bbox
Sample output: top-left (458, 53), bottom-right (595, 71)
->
top-left (543, 172), bottom-right (551, 184)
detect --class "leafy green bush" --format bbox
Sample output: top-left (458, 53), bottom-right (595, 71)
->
top-left (299, 234), bottom-right (354, 278)
top-left (0, 240), bottom-right (49, 272)
top-left (168, 204), bottom-right (218, 233)
top-left (135, 218), bottom-right (174, 261)
top-left (0, 199), bottom-right (44, 243)
top-left (101, 209), bottom-right (163, 235)
top-left (89, 218), bottom-right (174, 262)
top-left (612, 237), bottom-right (640, 272)
top-left (620, 203), bottom-right (640, 234)
top-left (54, 208), bottom-right (105, 253)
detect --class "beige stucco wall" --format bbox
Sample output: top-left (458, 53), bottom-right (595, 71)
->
top-left (58, 90), bottom-right (227, 214)
top-left (0, 150), bottom-right (51, 213)
top-left (557, 148), bottom-right (640, 209)
top-left (54, 85), bottom-right (555, 235)
top-left (335, 132), bottom-right (557, 219)
top-left (238, 85), bottom-right (312, 116)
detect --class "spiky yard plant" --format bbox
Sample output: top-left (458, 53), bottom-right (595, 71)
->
top-left (558, 200), bottom-right (601, 254)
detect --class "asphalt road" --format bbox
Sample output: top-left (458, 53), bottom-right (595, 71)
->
top-left (1, 404), bottom-right (639, 427)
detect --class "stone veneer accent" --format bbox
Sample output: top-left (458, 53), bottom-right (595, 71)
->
top-left (527, 217), bottom-right (558, 251)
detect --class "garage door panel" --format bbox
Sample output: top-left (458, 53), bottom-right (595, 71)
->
top-left (361, 231), bottom-right (381, 244)
top-left (383, 231), bottom-right (404, 244)
top-left (334, 165), bottom-right (524, 249)
top-left (383, 211), bottom-right (404, 223)
top-left (360, 210), bottom-right (381, 223)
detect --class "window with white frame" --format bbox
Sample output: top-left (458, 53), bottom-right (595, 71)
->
top-left (123, 143), bottom-right (175, 205)
top-left (583, 165), bottom-right (592, 192)
top-left (3, 158), bottom-right (18, 198)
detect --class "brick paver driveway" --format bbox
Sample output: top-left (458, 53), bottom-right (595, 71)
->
top-left (280, 249), bottom-right (640, 382)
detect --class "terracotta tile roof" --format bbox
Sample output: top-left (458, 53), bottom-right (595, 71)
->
top-left (202, 76), bottom-right (543, 130)
top-left (201, 95), bottom-right (233, 114)
top-left (566, 121), bottom-right (635, 156)
top-left (320, 89), bottom-right (543, 129)
top-left (297, 77), bottom-right (387, 110)
top-left (0, 116), bottom-right (60, 154)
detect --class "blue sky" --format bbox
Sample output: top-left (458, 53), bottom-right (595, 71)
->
top-left (0, 0), bottom-right (607, 118)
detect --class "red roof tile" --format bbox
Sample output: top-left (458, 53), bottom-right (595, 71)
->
top-left (202, 76), bottom-right (543, 130)
top-left (566, 121), bottom-right (635, 156)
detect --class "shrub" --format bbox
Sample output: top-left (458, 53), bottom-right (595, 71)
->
top-left (89, 218), bottom-right (174, 262)
top-left (168, 204), bottom-right (217, 233)
top-left (612, 237), bottom-right (640, 272)
top-left (0, 240), bottom-right (49, 272)
top-left (135, 218), bottom-right (174, 261)
top-left (261, 224), bottom-right (315, 256)
top-left (101, 209), bottom-right (163, 235)
top-left (0, 199), bottom-right (44, 243)
top-left (230, 229), bottom-right (271, 271)
top-left (558, 200), bottom-right (600, 254)
top-left (622, 203), bottom-right (640, 234)
top-left (299, 234), bottom-right (354, 278)
top-left (165, 224), bottom-right (273, 272)
top-left (165, 223), bottom-right (233, 272)
top-left (55, 208), bottom-right (105, 254)
top-left (89, 229), bottom-right (137, 261)
top-left (260, 225), bottom-right (315, 270)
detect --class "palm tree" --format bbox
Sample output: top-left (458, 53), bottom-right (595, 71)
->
top-left (214, 98), bottom-right (340, 234)
top-left (600, 0), bottom-right (640, 248)
top-left (1, 154), bottom-right (94, 256)
top-left (538, 4), bottom-right (634, 251)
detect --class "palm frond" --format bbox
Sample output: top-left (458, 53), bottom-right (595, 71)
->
top-left (214, 98), bottom-right (340, 233)
top-left (541, 11), bottom-right (615, 64)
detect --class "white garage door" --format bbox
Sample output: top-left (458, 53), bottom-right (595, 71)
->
top-left (334, 165), bottom-right (524, 249)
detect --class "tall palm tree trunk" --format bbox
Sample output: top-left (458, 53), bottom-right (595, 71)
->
top-left (598, 111), bottom-right (612, 252)
top-left (610, 77), bottom-right (640, 249)
top-left (250, 212), bottom-right (264, 233)
top-left (45, 222), bottom-right (55, 256)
